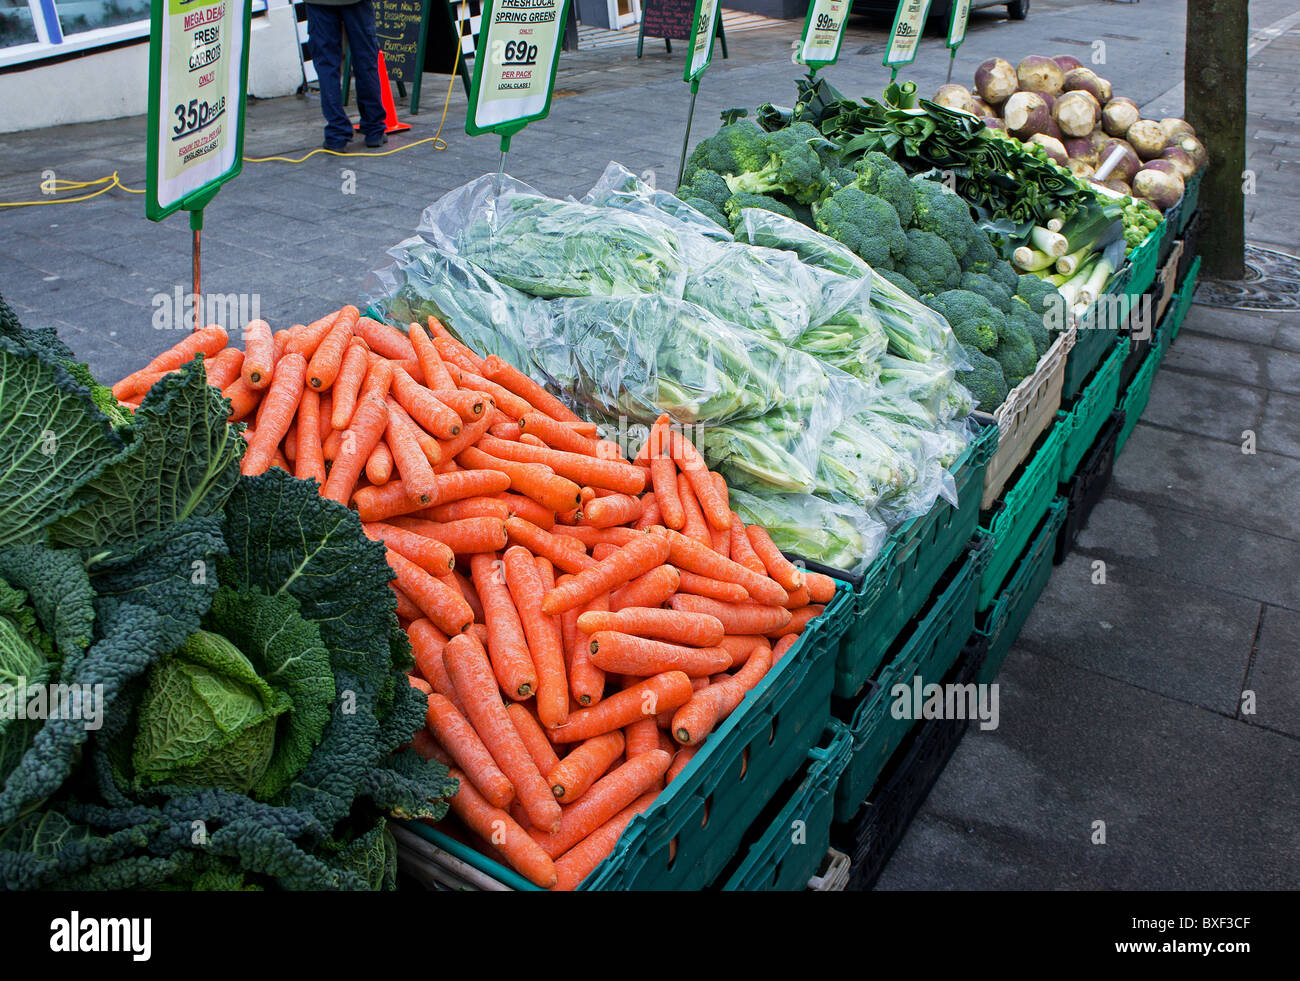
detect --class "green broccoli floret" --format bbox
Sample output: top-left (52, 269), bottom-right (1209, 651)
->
top-left (993, 323), bottom-right (1039, 388)
top-left (924, 289), bottom-right (1004, 354)
top-left (683, 196), bottom-right (729, 229)
top-left (724, 124), bottom-right (825, 204)
top-left (960, 271), bottom-right (1015, 313)
top-left (898, 229), bottom-right (962, 296)
top-left (910, 177), bottom-right (978, 260)
top-left (853, 151), bottom-right (914, 226)
top-left (1015, 272), bottom-right (1064, 321)
top-left (723, 192), bottom-right (796, 228)
top-left (959, 346), bottom-right (1009, 412)
top-left (877, 269), bottom-right (921, 299)
top-left (1006, 296), bottom-right (1052, 358)
top-left (680, 120), bottom-right (770, 188)
top-left (678, 169), bottom-right (731, 210)
top-left (813, 187), bottom-right (909, 271)
top-left (960, 232), bottom-right (1000, 273)
top-left (822, 166), bottom-right (859, 195)
top-left (988, 258), bottom-right (1021, 293)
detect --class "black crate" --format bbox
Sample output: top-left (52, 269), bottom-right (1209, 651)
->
top-left (1054, 410), bottom-right (1125, 564)
top-left (1176, 211), bottom-right (1201, 285)
top-left (832, 638), bottom-right (989, 891)
top-left (1118, 291), bottom-right (1160, 393)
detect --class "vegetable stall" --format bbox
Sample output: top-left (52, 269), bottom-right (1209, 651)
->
top-left (0, 53), bottom-right (1205, 891)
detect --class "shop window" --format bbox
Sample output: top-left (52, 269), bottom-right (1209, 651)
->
top-left (0, 0), bottom-right (39, 48)
top-left (57, 0), bottom-right (150, 37)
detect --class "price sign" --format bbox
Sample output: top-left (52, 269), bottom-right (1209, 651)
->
top-left (947, 0), bottom-right (970, 50)
top-left (685, 0), bottom-right (721, 83)
top-left (883, 0), bottom-right (931, 71)
top-left (466, 0), bottom-right (571, 138)
top-left (797, 0), bottom-right (854, 70)
top-left (145, 0), bottom-right (251, 220)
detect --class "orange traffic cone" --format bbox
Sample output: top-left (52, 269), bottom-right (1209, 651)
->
top-left (356, 51), bottom-right (411, 135)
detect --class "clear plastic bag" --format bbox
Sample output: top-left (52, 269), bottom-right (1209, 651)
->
top-left (732, 208), bottom-right (870, 279)
top-left (416, 173), bottom-right (688, 300)
top-left (581, 161), bottom-right (734, 243)
top-left (683, 241), bottom-right (825, 346)
top-left (728, 487), bottom-right (888, 577)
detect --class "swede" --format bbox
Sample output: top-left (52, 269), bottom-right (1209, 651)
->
top-left (934, 84), bottom-right (977, 114)
top-left (1159, 146), bottom-right (1197, 180)
top-left (1018, 55), bottom-right (1065, 94)
top-left (1029, 133), bottom-right (1070, 166)
top-left (1054, 91), bottom-right (1099, 138)
top-left (1159, 118), bottom-right (1196, 142)
top-left (1053, 54), bottom-right (1084, 72)
top-left (1062, 68), bottom-right (1108, 106)
top-left (1127, 119), bottom-right (1168, 160)
top-left (1132, 168), bottom-right (1185, 212)
top-left (974, 58), bottom-right (1018, 105)
top-left (1097, 139), bottom-right (1142, 184)
top-left (1175, 133), bottom-right (1207, 170)
top-left (1004, 91), bottom-right (1054, 139)
top-left (1101, 98), bottom-right (1139, 137)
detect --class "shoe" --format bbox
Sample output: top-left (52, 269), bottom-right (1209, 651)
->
top-left (365, 133), bottom-right (388, 148)
top-left (323, 141), bottom-right (349, 152)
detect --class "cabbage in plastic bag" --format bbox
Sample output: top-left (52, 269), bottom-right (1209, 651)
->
top-left (728, 488), bottom-right (887, 577)
top-left (581, 161), bottom-right (734, 244)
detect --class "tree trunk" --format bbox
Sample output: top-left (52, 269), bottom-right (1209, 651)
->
top-left (1184, 0), bottom-right (1247, 280)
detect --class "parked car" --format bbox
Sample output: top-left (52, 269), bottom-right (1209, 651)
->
top-left (855, 0), bottom-right (1030, 25)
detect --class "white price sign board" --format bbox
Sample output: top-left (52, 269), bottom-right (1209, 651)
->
top-left (798, 0), bottom-right (854, 69)
top-left (686, 0), bottom-right (721, 82)
top-left (146, 0), bottom-right (251, 220)
top-left (947, 0), bottom-right (970, 49)
top-left (884, 0), bottom-right (931, 70)
top-left (466, 0), bottom-right (570, 137)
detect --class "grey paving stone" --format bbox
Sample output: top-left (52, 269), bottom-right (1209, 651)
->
top-left (1018, 552), bottom-right (1258, 715)
top-left (1075, 495), bottom-right (1300, 612)
top-left (1247, 605), bottom-right (1300, 738)
top-left (875, 649), bottom-right (1300, 890)
top-left (1141, 366), bottom-right (1266, 443)
top-left (1263, 344), bottom-right (1300, 395)
top-left (1165, 320), bottom-right (1275, 383)
top-left (1258, 390), bottom-right (1300, 459)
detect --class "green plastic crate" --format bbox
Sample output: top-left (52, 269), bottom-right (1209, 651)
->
top-left (1057, 337), bottom-right (1127, 483)
top-left (833, 422), bottom-right (997, 698)
top-left (720, 721), bottom-right (853, 891)
top-left (1178, 172), bottom-right (1202, 234)
top-left (976, 499), bottom-right (1068, 685)
top-left (1168, 255), bottom-right (1201, 344)
top-left (833, 538), bottom-right (987, 823)
top-left (1117, 341), bottom-right (1163, 456)
top-left (1062, 307), bottom-right (1125, 405)
top-left (978, 418), bottom-right (1068, 610)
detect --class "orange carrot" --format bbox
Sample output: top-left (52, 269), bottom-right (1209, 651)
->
top-left (545, 731), bottom-right (624, 802)
top-left (647, 418), bottom-right (685, 531)
top-left (427, 388), bottom-right (487, 422)
top-left (666, 746), bottom-right (697, 784)
top-left (772, 633), bottom-right (799, 662)
top-left (581, 494), bottom-right (643, 529)
top-left (577, 607), bottom-right (725, 648)
top-left (728, 513), bottom-right (766, 575)
top-left (359, 354), bottom-right (394, 402)
top-left (271, 328), bottom-right (290, 364)
top-left (294, 388), bottom-right (326, 485)
top-left (805, 572), bottom-right (837, 604)
top-left (587, 632), bottom-right (731, 677)
top-left (782, 585), bottom-right (811, 610)
top-left (434, 335), bottom-right (481, 373)
top-left (506, 702), bottom-right (562, 778)
top-left (479, 354), bottom-right (580, 423)
top-left (306, 306), bottom-right (357, 390)
top-left (668, 431), bottom-right (730, 531)
top-left (746, 525), bottom-right (804, 592)
top-left (321, 397), bottom-right (388, 504)
top-left (671, 647), bottom-right (772, 745)
top-left (549, 672), bottom-right (693, 743)
top-left (518, 411), bottom-right (599, 457)
top-left (385, 399), bottom-right (437, 501)
top-left (387, 397), bottom-right (443, 467)
top-left (388, 548), bottom-right (474, 635)
top-left (443, 634), bottom-right (562, 834)
top-left (528, 750), bottom-right (671, 858)
top-left (239, 319), bottom-right (274, 390)
top-left (477, 435), bottom-right (647, 496)
top-left (240, 353), bottom-right (305, 475)
top-left (390, 516), bottom-right (507, 555)
top-left (427, 693), bottom-right (515, 809)
top-left (366, 439), bottom-right (394, 485)
top-left (457, 446), bottom-right (582, 514)
top-left (148, 324), bottom-right (228, 371)
top-left (624, 717), bottom-right (661, 760)
top-left (353, 316), bottom-right (417, 361)
top-left (363, 521), bottom-right (455, 574)
top-left (409, 618), bottom-right (465, 708)
top-left (203, 347), bottom-right (245, 391)
top-left (609, 564), bottom-right (680, 611)
top-left (719, 635), bottom-right (771, 666)
top-left (505, 516), bottom-right (596, 575)
top-left (661, 529), bottom-right (788, 607)
top-left (286, 310), bottom-right (338, 359)
top-left (393, 584), bottom-right (424, 623)
top-left (330, 339), bottom-right (370, 429)
top-left (424, 497), bottom-right (510, 523)
top-left (496, 492), bottom-right (556, 529)
top-left (269, 447), bottom-right (291, 472)
top-left (668, 594), bottom-right (793, 635)
top-left (445, 766), bottom-right (557, 888)
top-left (423, 468), bottom-right (511, 507)
top-left (390, 365), bottom-right (462, 439)
top-left (468, 553), bottom-right (537, 700)
top-left (552, 792), bottom-right (655, 891)
top-left (569, 593), bottom-right (607, 707)
top-left (427, 319), bottom-right (485, 369)
top-left (633, 494), bottom-right (661, 532)
top-left (409, 321), bottom-right (456, 391)
top-left (673, 569), bottom-right (751, 604)
top-left (540, 534), bottom-right (669, 616)
top-left (353, 481), bottom-right (429, 522)
top-left (771, 605), bottom-right (824, 637)
top-left (502, 546), bottom-right (568, 729)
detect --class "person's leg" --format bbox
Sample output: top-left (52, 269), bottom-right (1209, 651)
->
top-left (340, 0), bottom-right (387, 144)
top-left (304, 3), bottom-right (352, 148)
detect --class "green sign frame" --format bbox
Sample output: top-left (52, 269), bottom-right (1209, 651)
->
top-left (684, 0), bottom-right (722, 84)
top-left (797, 0), bottom-right (855, 71)
top-left (946, 0), bottom-right (970, 50)
top-left (883, 0), bottom-right (931, 71)
top-left (145, 0), bottom-right (252, 221)
top-left (465, 0), bottom-right (573, 145)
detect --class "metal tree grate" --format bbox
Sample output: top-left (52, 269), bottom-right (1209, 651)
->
top-left (1194, 244), bottom-right (1300, 311)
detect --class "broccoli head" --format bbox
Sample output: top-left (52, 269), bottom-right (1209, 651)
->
top-left (680, 120), bottom-right (770, 187)
top-left (993, 322), bottom-right (1039, 388)
top-left (960, 231), bottom-right (1000, 273)
top-left (960, 271), bottom-right (1015, 313)
top-left (724, 124), bottom-right (826, 204)
top-left (898, 229), bottom-right (962, 296)
top-left (877, 268), bottom-right (921, 299)
top-left (1007, 296), bottom-right (1052, 358)
top-left (1015, 273), bottom-right (1061, 319)
top-left (853, 152), bottom-right (914, 226)
top-left (924, 289), bottom-right (1004, 354)
top-left (678, 169), bottom-right (731, 211)
top-left (958, 346), bottom-right (1009, 413)
top-left (821, 166), bottom-right (860, 196)
top-left (723, 192), bottom-right (796, 228)
top-left (910, 177), bottom-right (978, 260)
top-left (988, 257), bottom-right (1021, 293)
top-left (812, 187), bottom-right (909, 271)
top-left (683, 196), bottom-right (729, 230)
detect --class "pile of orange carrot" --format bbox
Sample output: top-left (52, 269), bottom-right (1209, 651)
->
top-left (111, 309), bottom-right (839, 890)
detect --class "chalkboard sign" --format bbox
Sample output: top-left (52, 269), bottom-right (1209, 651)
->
top-left (641, 0), bottom-right (694, 41)
top-left (375, 0), bottom-right (431, 84)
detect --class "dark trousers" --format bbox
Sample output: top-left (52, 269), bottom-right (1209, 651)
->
top-left (306, 1), bottom-right (385, 147)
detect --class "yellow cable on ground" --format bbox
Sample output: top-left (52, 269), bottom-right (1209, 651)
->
top-left (0, 41), bottom-right (461, 207)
